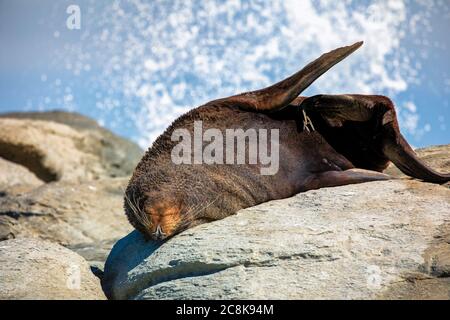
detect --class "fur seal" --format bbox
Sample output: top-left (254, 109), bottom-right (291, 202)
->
top-left (125, 41), bottom-right (449, 241)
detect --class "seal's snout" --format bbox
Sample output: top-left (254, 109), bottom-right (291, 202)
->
top-left (143, 196), bottom-right (183, 240)
top-left (151, 224), bottom-right (167, 240)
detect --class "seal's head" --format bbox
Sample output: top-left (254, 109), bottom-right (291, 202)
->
top-left (124, 184), bottom-right (187, 241)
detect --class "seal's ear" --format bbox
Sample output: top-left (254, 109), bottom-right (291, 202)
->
top-left (213, 41), bottom-right (363, 112)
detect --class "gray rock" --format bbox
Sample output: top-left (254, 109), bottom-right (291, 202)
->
top-left (0, 111), bottom-right (143, 182)
top-left (0, 157), bottom-right (43, 192)
top-left (67, 239), bottom-right (120, 276)
top-left (0, 111), bottom-right (138, 271)
top-left (0, 110), bottom-right (139, 297)
top-left (103, 179), bottom-right (450, 300)
top-left (0, 238), bottom-right (105, 299)
top-left (0, 177), bottom-right (133, 269)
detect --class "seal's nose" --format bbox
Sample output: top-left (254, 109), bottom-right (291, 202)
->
top-left (153, 225), bottom-right (166, 240)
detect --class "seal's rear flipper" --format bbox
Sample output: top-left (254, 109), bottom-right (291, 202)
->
top-left (213, 41), bottom-right (363, 112)
top-left (302, 168), bottom-right (392, 191)
top-left (383, 134), bottom-right (450, 184)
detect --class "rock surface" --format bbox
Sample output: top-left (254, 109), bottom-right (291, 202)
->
top-left (0, 111), bottom-right (139, 270)
top-left (0, 110), bottom-right (448, 302)
top-left (0, 111), bottom-right (143, 182)
top-left (0, 177), bottom-right (133, 265)
top-left (0, 111), bottom-right (141, 298)
top-left (0, 238), bottom-right (105, 299)
top-left (0, 157), bottom-right (43, 192)
top-left (103, 179), bottom-right (450, 300)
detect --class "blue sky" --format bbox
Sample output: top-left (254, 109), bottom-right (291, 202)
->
top-left (0, 0), bottom-right (449, 148)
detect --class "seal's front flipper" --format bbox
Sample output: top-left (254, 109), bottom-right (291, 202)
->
top-left (301, 94), bottom-right (450, 184)
top-left (302, 168), bottom-right (392, 191)
top-left (211, 41), bottom-right (363, 112)
top-left (300, 94), bottom-right (377, 127)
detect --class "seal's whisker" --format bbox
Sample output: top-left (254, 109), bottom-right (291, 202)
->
top-left (185, 202), bottom-right (203, 217)
top-left (125, 194), bottom-right (149, 230)
top-left (184, 203), bottom-right (202, 217)
top-left (122, 186), bottom-right (139, 216)
top-left (183, 199), bottom-right (206, 218)
top-left (123, 187), bottom-right (152, 230)
top-left (134, 194), bottom-right (151, 228)
top-left (183, 194), bottom-right (201, 217)
top-left (188, 194), bottom-right (221, 220)
top-left (124, 192), bottom-right (139, 217)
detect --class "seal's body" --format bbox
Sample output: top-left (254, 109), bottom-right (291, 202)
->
top-left (125, 42), bottom-right (449, 240)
